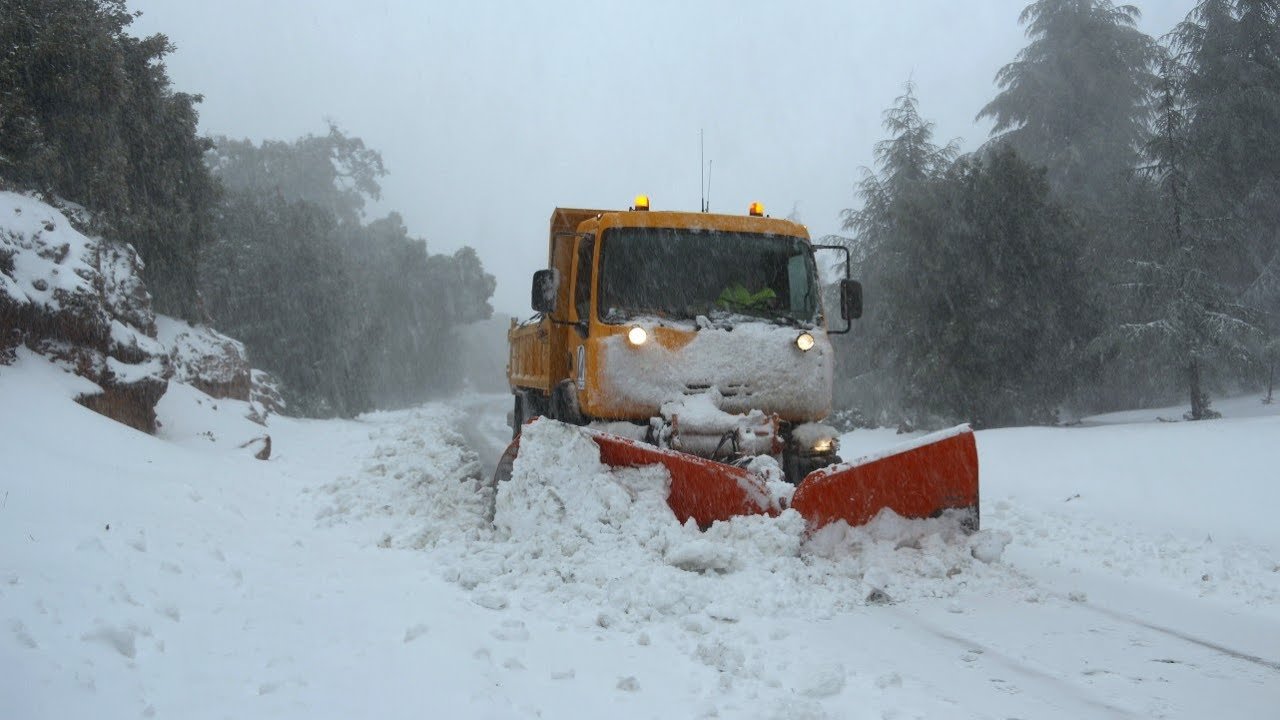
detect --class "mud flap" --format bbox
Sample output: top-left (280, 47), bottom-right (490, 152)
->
top-left (790, 425), bottom-right (980, 531)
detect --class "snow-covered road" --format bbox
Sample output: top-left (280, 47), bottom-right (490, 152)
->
top-left (3, 353), bottom-right (1278, 719)
top-left (455, 392), bottom-right (515, 483)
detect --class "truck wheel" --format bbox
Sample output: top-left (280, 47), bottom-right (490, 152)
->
top-left (512, 391), bottom-right (549, 438)
top-left (552, 382), bottom-right (585, 426)
top-left (511, 396), bottom-right (524, 438)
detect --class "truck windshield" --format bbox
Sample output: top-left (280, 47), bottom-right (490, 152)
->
top-left (597, 227), bottom-right (821, 325)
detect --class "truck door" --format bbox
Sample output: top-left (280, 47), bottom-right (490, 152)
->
top-left (573, 234), bottom-right (595, 324)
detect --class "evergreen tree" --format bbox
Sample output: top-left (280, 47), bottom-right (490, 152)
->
top-left (1089, 246), bottom-right (1263, 419)
top-left (202, 131), bottom-right (494, 416)
top-left (978, 0), bottom-right (1158, 205)
top-left (1090, 52), bottom-right (1265, 419)
top-left (840, 80), bottom-right (957, 360)
top-left (842, 83), bottom-right (1085, 428)
top-left (1263, 336), bottom-right (1279, 403)
top-left (1175, 0), bottom-right (1280, 212)
top-left (201, 191), bottom-right (365, 416)
top-left (0, 0), bottom-right (216, 318)
top-left (837, 82), bottom-right (957, 423)
top-left (1144, 51), bottom-right (1193, 243)
top-left (341, 216), bottom-right (493, 408)
top-left (1173, 0), bottom-right (1280, 304)
top-left (209, 125), bottom-right (385, 228)
top-left (907, 147), bottom-right (1088, 427)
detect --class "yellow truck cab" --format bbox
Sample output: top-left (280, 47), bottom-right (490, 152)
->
top-left (507, 198), bottom-right (862, 482)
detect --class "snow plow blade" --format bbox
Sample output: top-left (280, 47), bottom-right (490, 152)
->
top-left (588, 429), bottom-right (776, 528)
top-left (791, 426), bottom-right (980, 530)
top-left (497, 420), bottom-right (978, 532)
top-left (493, 421), bottom-right (776, 528)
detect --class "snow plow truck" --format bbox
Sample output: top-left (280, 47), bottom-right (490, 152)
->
top-left (499, 197), bottom-right (979, 531)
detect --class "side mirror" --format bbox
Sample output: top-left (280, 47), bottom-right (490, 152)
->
top-left (531, 269), bottom-right (559, 313)
top-left (840, 279), bottom-right (863, 320)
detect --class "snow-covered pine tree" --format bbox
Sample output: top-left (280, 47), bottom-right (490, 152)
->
top-left (842, 82), bottom-right (1086, 428)
top-left (977, 0), bottom-right (1158, 206)
top-left (977, 1), bottom-right (1163, 414)
top-left (838, 82), bottom-right (957, 425)
top-left (910, 146), bottom-right (1088, 428)
top-left (1173, 0), bottom-right (1280, 300)
top-left (1089, 50), bottom-right (1264, 420)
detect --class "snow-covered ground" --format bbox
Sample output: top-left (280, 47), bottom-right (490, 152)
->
top-left (3, 349), bottom-right (1278, 719)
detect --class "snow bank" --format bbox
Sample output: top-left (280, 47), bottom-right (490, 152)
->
top-left (975, 412), bottom-right (1280, 612)
top-left (312, 406), bottom-right (491, 549)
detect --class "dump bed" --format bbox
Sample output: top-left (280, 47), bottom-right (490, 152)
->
top-left (508, 318), bottom-right (552, 393)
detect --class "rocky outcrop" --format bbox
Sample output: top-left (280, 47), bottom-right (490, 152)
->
top-left (156, 316), bottom-right (251, 400)
top-left (155, 317), bottom-right (287, 424)
top-left (251, 369), bottom-right (287, 416)
top-left (1, 191), bottom-right (169, 432)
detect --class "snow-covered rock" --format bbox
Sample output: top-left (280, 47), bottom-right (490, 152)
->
top-left (155, 315), bottom-right (251, 400)
top-left (153, 316), bottom-right (287, 423)
top-left (250, 368), bottom-right (287, 416)
top-left (0, 191), bottom-right (168, 432)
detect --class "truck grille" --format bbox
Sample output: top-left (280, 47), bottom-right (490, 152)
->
top-left (683, 382), bottom-right (753, 398)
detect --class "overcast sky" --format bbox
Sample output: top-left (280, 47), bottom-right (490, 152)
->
top-left (129, 0), bottom-right (1196, 317)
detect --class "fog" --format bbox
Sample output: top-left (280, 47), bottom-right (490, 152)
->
top-left (129, 0), bottom-right (1195, 316)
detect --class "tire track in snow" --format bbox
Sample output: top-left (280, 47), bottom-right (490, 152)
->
top-left (454, 393), bottom-right (513, 482)
top-left (892, 608), bottom-right (1143, 719)
top-left (1076, 601), bottom-right (1280, 673)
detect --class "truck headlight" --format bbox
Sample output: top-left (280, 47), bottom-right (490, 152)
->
top-left (796, 332), bottom-right (815, 352)
top-left (811, 437), bottom-right (834, 454)
top-left (627, 326), bottom-right (649, 346)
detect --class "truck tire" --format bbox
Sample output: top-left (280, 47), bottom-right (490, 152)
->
top-left (510, 396), bottom-right (522, 438)
top-left (551, 381), bottom-right (585, 426)
top-left (512, 390), bottom-right (549, 438)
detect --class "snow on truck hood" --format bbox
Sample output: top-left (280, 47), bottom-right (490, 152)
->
top-left (595, 319), bottom-right (834, 419)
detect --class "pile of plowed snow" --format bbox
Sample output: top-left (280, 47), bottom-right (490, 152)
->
top-left (330, 417), bottom-right (1015, 627)
top-left (311, 405), bottom-right (492, 549)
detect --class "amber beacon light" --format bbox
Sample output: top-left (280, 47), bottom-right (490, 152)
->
top-left (748, 201), bottom-right (765, 217)
top-left (633, 194), bottom-right (650, 211)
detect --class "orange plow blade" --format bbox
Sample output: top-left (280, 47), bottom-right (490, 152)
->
top-left (587, 429), bottom-right (777, 528)
top-left (497, 420), bottom-right (978, 532)
top-left (494, 421), bottom-right (776, 528)
top-left (791, 426), bottom-right (980, 530)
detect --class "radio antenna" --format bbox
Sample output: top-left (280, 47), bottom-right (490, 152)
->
top-left (700, 130), bottom-right (707, 212)
top-left (706, 160), bottom-right (712, 213)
